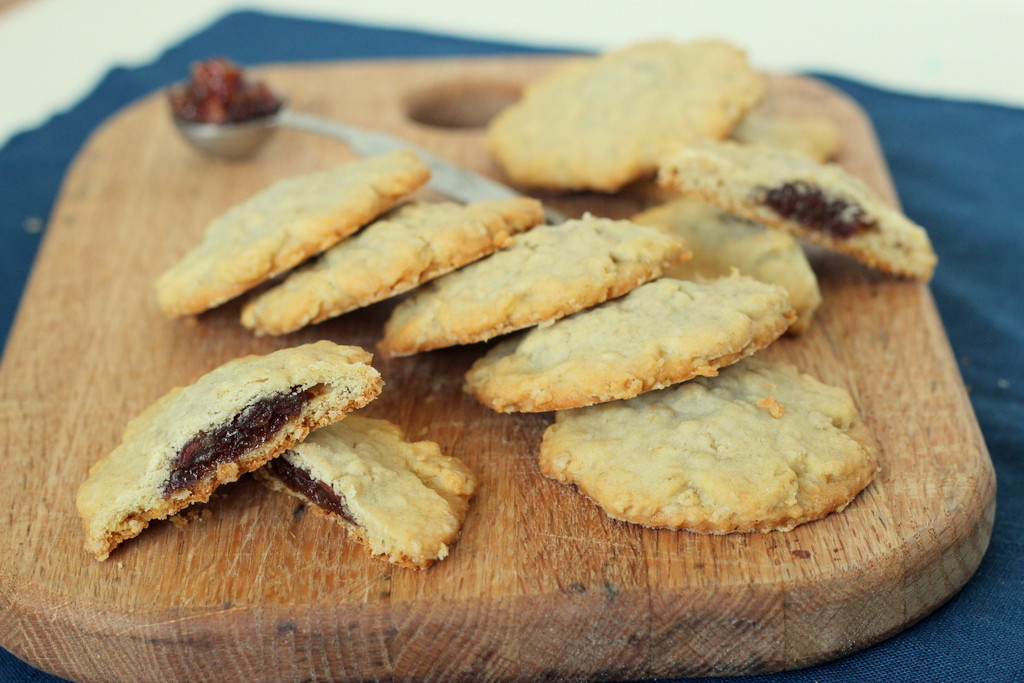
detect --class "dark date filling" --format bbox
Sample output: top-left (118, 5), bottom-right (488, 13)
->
top-left (163, 386), bottom-right (315, 495)
top-left (761, 181), bottom-right (875, 239)
top-left (266, 457), bottom-right (356, 524)
top-left (168, 57), bottom-right (283, 124)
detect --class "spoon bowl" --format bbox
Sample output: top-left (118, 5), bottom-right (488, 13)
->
top-left (172, 112), bottom-right (280, 159)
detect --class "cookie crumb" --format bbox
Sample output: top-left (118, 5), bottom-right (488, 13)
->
top-left (758, 395), bottom-right (785, 418)
top-left (998, 378), bottom-right (1010, 389)
top-left (170, 507), bottom-right (212, 527)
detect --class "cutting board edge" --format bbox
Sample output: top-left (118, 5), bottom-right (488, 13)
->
top-left (0, 488), bottom-right (994, 682)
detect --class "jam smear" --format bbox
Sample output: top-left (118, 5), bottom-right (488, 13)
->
top-left (267, 457), bottom-right (356, 524)
top-left (761, 181), bottom-right (875, 239)
top-left (163, 386), bottom-right (315, 495)
top-left (168, 57), bottom-right (283, 124)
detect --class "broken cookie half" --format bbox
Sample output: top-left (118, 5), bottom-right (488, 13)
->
top-left (76, 341), bottom-right (383, 561)
top-left (255, 416), bottom-right (477, 569)
top-left (657, 140), bottom-right (937, 280)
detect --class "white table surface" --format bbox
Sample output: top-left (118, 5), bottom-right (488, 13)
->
top-left (1, 0), bottom-right (1022, 150)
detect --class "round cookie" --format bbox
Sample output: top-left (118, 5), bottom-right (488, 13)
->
top-left (464, 275), bottom-right (794, 412)
top-left (539, 359), bottom-right (878, 533)
top-left (486, 40), bottom-right (764, 192)
top-left (633, 197), bottom-right (821, 334)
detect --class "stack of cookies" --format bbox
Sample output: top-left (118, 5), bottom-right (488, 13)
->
top-left (474, 39), bottom-right (942, 533)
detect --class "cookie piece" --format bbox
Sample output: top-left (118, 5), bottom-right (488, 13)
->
top-left (658, 140), bottom-right (937, 279)
top-left (487, 40), bottom-right (764, 192)
top-left (377, 216), bottom-right (690, 358)
top-left (256, 416), bottom-right (477, 569)
top-left (76, 341), bottom-right (383, 560)
top-left (633, 197), bottom-right (821, 334)
top-left (156, 150), bottom-right (431, 317)
top-left (464, 275), bottom-right (794, 412)
top-left (240, 198), bottom-right (545, 336)
top-left (540, 358), bottom-right (878, 533)
top-left (730, 110), bottom-right (841, 162)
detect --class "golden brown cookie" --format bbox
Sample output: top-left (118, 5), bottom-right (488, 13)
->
top-left (156, 150), bottom-right (430, 317)
top-left (464, 275), bottom-right (794, 412)
top-left (377, 215), bottom-right (690, 358)
top-left (76, 341), bottom-right (383, 560)
top-left (487, 40), bottom-right (764, 192)
top-left (256, 416), bottom-right (477, 569)
top-left (658, 140), bottom-right (937, 279)
top-left (633, 197), bottom-right (821, 334)
top-left (240, 198), bottom-right (544, 335)
top-left (540, 359), bottom-right (878, 533)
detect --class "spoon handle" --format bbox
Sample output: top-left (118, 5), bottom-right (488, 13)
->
top-left (278, 110), bottom-right (563, 223)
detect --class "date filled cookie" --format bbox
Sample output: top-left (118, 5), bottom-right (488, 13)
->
top-left (256, 416), bottom-right (477, 569)
top-left (657, 140), bottom-right (937, 279)
top-left (240, 198), bottom-right (544, 335)
top-left (377, 215), bottom-right (690, 358)
top-left (464, 275), bottom-right (794, 413)
top-left (156, 150), bottom-right (430, 317)
top-left (539, 359), bottom-right (878, 533)
top-left (76, 341), bottom-right (383, 560)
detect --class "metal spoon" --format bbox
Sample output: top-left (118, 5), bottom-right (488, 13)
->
top-left (172, 103), bottom-right (564, 223)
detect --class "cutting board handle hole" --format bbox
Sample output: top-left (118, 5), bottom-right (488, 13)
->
top-left (404, 81), bottom-right (521, 129)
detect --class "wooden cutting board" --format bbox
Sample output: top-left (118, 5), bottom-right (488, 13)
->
top-left (0, 56), bottom-right (995, 682)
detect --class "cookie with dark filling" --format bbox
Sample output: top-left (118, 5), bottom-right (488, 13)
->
top-left (76, 341), bottom-right (383, 560)
top-left (256, 416), bottom-right (477, 569)
top-left (657, 140), bottom-right (937, 279)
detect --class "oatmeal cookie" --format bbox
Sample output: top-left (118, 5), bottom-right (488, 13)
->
top-left (487, 41), bottom-right (764, 192)
top-left (240, 198), bottom-right (544, 335)
top-left (539, 358), bottom-right (878, 533)
top-left (378, 215), bottom-right (689, 358)
top-left (156, 150), bottom-right (430, 316)
top-left (633, 197), bottom-right (821, 334)
top-left (464, 275), bottom-right (794, 412)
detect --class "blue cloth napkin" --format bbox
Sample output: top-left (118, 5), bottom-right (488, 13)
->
top-left (1, 10), bottom-right (1021, 683)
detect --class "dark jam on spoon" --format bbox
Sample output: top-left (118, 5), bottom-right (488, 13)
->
top-left (168, 57), bottom-right (283, 124)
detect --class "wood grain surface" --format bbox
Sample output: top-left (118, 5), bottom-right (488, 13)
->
top-left (0, 56), bottom-right (995, 682)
